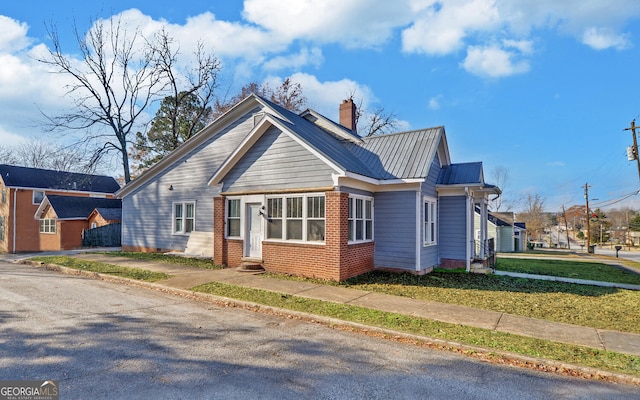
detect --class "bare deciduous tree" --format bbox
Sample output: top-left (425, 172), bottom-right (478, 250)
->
top-left (214, 78), bottom-right (307, 117)
top-left (0, 139), bottom-right (102, 173)
top-left (348, 93), bottom-right (398, 137)
top-left (38, 17), bottom-right (166, 183)
top-left (489, 166), bottom-right (510, 211)
top-left (517, 193), bottom-right (547, 241)
top-left (131, 29), bottom-right (221, 172)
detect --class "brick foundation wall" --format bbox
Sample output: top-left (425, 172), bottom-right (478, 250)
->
top-left (121, 245), bottom-right (172, 253)
top-left (440, 258), bottom-right (467, 269)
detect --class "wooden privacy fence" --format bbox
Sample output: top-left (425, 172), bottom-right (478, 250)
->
top-left (82, 223), bottom-right (121, 247)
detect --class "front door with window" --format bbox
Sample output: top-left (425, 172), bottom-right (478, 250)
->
top-left (246, 203), bottom-right (263, 258)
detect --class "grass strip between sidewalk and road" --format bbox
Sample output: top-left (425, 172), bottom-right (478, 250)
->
top-left (495, 257), bottom-right (640, 285)
top-left (100, 251), bottom-right (223, 270)
top-left (29, 256), bottom-right (172, 282)
top-left (192, 281), bottom-right (640, 378)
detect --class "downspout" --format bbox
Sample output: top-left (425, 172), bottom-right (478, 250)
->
top-left (415, 191), bottom-right (421, 273)
top-left (12, 188), bottom-right (16, 254)
top-left (465, 187), bottom-right (471, 272)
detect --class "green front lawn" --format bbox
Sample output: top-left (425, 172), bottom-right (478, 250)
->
top-left (496, 257), bottom-right (640, 285)
top-left (101, 251), bottom-right (223, 270)
top-left (193, 281), bottom-right (640, 378)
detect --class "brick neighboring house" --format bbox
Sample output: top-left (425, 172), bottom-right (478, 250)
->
top-left (0, 164), bottom-right (120, 253)
top-left (34, 195), bottom-right (122, 251)
top-left (116, 95), bottom-right (499, 281)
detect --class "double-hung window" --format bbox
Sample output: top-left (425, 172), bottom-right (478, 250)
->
top-left (1, 188), bottom-right (6, 204)
top-left (33, 190), bottom-right (44, 204)
top-left (40, 219), bottom-right (56, 234)
top-left (266, 194), bottom-right (325, 242)
top-left (226, 199), bottom-right (241, 238)
top-left (423, 197), bottom-right (437, 246)
top-left (173, 201), bottom-right (195, 234)
top-left (348, 195), bottom-right (373, 243)
top-left (0, 216), bottom-right (5, 241)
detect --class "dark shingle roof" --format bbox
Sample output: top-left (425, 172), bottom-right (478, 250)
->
top-left (46, 195), bottom-right (121, 219)
top-left (93, 207), bottom-right (122, 221)
top-left (437, 162), bottom-right (483, 185)
top-left (0, 164), bottom-right (120, 193)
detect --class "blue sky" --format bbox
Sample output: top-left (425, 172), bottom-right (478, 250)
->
top-left (2, 1), bottom-right (640, 212)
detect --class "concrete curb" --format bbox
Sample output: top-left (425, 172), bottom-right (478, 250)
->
top-left (17, 260), bottom-right (640, 386)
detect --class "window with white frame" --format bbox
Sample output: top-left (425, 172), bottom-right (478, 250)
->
top-left (266, 194), bottom-right (325, 242)
top-left (1, 188), bottom-right (6, 204)
top-left (40, 218), bottom-right (56, 234)
top-left (423, 198), bottom-right (437, 246)
top-left (0, 216), bottom-right (5, 241)
top-left (266, 198), bottom-right (282, 239)
top-left (348, 195), bottom-right (373, 243)
top-left (33, 190), bottom-right (44, 204)
top-left (226, 199), bottom-right (241, 238)
top-left (173, 202), bottom-right (195, 234)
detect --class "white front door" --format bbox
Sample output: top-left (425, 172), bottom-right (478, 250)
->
top-left (246, 203), bottom-right (263, 258)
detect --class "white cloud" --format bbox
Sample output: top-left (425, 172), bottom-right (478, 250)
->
top-left (0, 125), bottom-right (28, 145)
top-left (0, 16), bottom-right (31, 52)
top-left (402, 0), bottom-right (501, 55)
top-left (263, 47), bottom-right (324, 71)
top-left (461, 44), bottom-right (530, 78)
top-left (582, 27), bottom-right (631, 50)
top-left (243, 0), bottom-right (412, 48)
top-left (547, 161), bottom-right (566, 167)
top-left (428, 96), bottom-right (441, 110)
top-left (276, 72), bottom-right (375, 120)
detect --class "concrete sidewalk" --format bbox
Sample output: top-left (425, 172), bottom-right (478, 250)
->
top-left (42, 252), bottom-right (639, 358)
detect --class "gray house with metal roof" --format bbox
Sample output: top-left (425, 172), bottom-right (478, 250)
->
top-left (117, 95), bottom-right (499, 280)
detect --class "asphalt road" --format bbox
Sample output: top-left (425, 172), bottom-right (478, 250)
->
top-left (1, 261), bottom-right (637, 399)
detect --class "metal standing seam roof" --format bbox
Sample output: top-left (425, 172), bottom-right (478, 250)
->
top-left (260, 97), bottom-right (445, 180)
top-left (437, 162), bottom-right (483, 185)
top-left (0, 164), bottom-right (120, 193)
top-left (348, 128), bottom-right (443, 179)
top-left (44, 195), bottom-right (122, 219)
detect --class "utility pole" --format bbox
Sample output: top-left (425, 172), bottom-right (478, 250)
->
top-left (562, 205), bottom-right (570, 249)
top-left (624, 120), bottom-right (640, 181)
top-left (584, 183), bottom-right (592, 253)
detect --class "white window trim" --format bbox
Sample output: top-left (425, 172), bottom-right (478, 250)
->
top-left (423, 196), bottom-right (437, 246)
top-left (39, 218), bottom-right (56, 234)
top-left (33, 190), bottom-right (45, 205)
top-left (348, 194), bottom-right (374, 244)
top-left (264, 193), bottom-right (326, 244)
top-left (225, 197), bottom-right (242, 239)
top-left (172, 200), bottom-right (196, 235)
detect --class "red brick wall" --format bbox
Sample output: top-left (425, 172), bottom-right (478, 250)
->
top-left (213, 191), bottom-right (375, 281)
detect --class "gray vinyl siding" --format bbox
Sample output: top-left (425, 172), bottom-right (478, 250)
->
top-left (122, 110), bottom-right (260, 251)
top-left (438, 195), bottom-right (467, 260)
top-left (497, 226), bottom-right (513, 252)
top-left (222, 126), bottom-right (336, 193)
top-left (374, 191), bottom-right (417, 270)
top-left (420, 154), bottom-right (441, 269)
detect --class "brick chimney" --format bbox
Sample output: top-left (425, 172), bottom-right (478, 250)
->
top-left (339, 98), bottom-right (357, 133)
